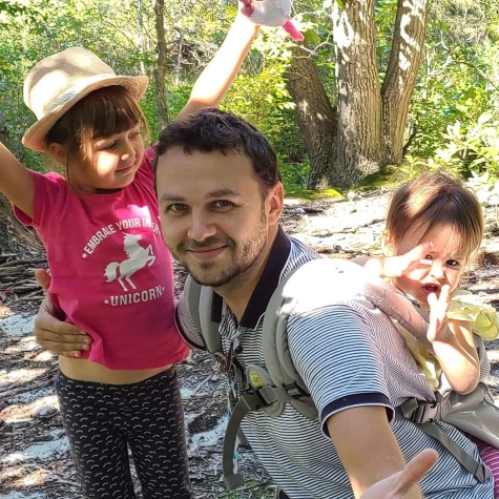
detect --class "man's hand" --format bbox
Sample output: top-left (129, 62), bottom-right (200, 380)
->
top-left (360, 449), bottom-right (438, 499)
top-left (328, 406), bottom-right (424, 498)
top-left (34, 269), bottom-right (91, 357)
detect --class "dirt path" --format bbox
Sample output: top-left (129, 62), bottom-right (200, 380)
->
top-left (1, 191), bottom-right (498, 499)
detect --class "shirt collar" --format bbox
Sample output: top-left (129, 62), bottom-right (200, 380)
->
top-left (239, 226), bottom-right (291, 329)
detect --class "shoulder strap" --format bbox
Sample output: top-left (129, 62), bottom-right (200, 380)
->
top-left (261, 258), bottom-right (433, 420)
top-left (262, 261), bottom-right (318, 418)
top-left (184, 275), bottom-right (223, 355)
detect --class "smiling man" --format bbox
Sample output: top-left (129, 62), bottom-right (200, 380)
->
top-left (151, 108), bottom-right (494, 499)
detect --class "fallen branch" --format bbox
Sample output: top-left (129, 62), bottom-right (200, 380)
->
top-left (190, 374), bottom-right (212, 397)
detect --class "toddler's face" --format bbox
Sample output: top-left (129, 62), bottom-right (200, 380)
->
top-left (391, 225), bottom-right (468, 308)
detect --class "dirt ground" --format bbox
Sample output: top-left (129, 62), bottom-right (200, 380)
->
top-left (1, 190), bottom-right (498, 499)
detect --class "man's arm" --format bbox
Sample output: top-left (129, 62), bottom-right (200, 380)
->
top-left (33, 269), bottom-right (91, 356)
top-left (177, 10), bottom-right (259, 119)
top-left (327, 406), bottom-right (423, 499)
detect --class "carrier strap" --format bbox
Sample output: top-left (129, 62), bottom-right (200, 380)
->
top-left (222, 386), bottom-right (291, 490)
top-left (395, 402), bottom-right (491, 483)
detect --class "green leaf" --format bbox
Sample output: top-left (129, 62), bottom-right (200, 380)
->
top-left (477, 112), bottom-right (493, 125)
top-left (303, 28), bottom-right (321, 46)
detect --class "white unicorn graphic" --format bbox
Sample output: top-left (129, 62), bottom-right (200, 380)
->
top-left (104, 233), bottom-right (155, 292)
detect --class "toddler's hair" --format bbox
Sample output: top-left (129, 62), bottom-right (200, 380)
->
top-left (386, 170), bottom-right (484, 256)
top-left (45, 86), bottom-right (148, 175)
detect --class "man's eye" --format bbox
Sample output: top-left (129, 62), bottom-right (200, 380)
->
top-left (167, 203), bottom-right (187, 213)
top-left (215, 200), bottom-right (232, 208)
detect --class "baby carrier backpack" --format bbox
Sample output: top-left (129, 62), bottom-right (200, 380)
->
top-left (185, 258), bottom-right (499, 489)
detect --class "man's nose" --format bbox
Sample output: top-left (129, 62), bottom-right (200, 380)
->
top-left (187, 211), bottom-right (217, 241)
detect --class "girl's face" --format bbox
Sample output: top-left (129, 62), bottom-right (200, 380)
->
top-left (68, 126), bottom-right (144, 192)
top-left (389, 224), bottom-right (469, 308)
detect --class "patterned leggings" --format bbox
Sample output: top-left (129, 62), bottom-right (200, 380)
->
top-left (55, 368), bottom-right (191, 499)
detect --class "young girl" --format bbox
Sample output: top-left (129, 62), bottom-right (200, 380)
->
top-left (0, 11), bottom-right (259, 499)
top-left (359, 170), bottom-right (499, 495)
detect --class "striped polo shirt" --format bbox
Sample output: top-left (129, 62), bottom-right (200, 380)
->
top-left (176, 228), bottom-right (493, 498)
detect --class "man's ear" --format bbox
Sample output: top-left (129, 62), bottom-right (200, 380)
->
top-left (266, 182), bottom-right (284, 226)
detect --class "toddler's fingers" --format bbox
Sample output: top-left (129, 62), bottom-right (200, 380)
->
top-left (427, 292), bottom-right (438, 311)
top-left (439, 284), bottom-right (451, 306)
top-left (410, 242), bottom-right (434, 259)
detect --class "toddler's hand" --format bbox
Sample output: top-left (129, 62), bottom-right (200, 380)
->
top-left (382, 242), bottom-right (434, 278)
top-left (427, 285), bottom-right (452, 344)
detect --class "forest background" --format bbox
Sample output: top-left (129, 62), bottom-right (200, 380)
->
top-left (1, 0), bottom-right (499, 196)
top-left (1, 1), bottom-right (499, 498)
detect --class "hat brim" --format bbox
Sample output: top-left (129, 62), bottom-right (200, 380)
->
top-left (22, 75), bottom-right (149, 152)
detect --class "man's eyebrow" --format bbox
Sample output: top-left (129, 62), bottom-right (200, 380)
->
top-left (159, 189), bottom-right (240, 203)
top-left (206, 188), bottom-right (239, 199)
top-left (159, 193), bottom-right (185, 203)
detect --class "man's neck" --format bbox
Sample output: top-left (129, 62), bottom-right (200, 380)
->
top-left (214, 224), bottom-right (280, 322)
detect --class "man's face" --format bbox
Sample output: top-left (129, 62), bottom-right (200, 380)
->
top-left (156, 147), bottom-right (282, 288)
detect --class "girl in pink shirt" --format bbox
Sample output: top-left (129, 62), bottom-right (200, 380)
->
top-left (0, 11), bottom-right (259, 499)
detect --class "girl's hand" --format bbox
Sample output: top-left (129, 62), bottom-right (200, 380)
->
top-left (239, 0), bottom-right (304, 41)
top-left (427, 285), bottom-right (452, 344)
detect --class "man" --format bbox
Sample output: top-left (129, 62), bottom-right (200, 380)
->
top-left (33, 110), bottom-right (492, 498)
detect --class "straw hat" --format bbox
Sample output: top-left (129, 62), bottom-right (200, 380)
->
top-left (22, 47), bottom-right (149, 152)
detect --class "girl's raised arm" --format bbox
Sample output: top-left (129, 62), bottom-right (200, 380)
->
top-left (177, 10), bottom-right (259, 119)
top-left (0, 142), bottom-right (34, 219)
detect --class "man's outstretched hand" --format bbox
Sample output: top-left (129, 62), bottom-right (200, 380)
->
top-left (33, 269), bottom-right (91, 357)
top-left (360, 449), bottom-right (438, 499)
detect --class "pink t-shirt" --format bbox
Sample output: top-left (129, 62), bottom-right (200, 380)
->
top-left (16, 147), bottom-right (189, 370)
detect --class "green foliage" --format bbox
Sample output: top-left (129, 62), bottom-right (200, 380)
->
top-left (432, 115), bottom-right (499, 175)
top-left (466, 171), bottom-right (499, 208)
top-left (1, 0), bottom-right (499, 193)
top-left (286, 188), bottom-right (343, 201)
top-left (358, 165), bottom-right (399, 191)
top-left (405, 0), bottom-right (499, 178)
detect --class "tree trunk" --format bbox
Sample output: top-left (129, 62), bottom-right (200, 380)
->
top-left (137, 0), bottom-right (146, 75)
top-left (381, 0), bottom-right (430, 165)
top-left (154, 0), bottom-right (169, 128)
top-left (331, 0), bottom-right (383, 188)
top-left (287, 46), bottom-right (337, 190)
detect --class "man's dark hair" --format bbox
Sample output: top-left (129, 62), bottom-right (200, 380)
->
top-left (154, 108), bottom-right (282, 191)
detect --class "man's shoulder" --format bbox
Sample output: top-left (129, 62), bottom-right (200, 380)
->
top-left (283, 256), bottom-right (377, 312)
top-left (281, 236), bottom-right (321, 275)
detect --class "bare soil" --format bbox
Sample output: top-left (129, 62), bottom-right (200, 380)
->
top-left (1, 191), bottom-right (498, 499)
